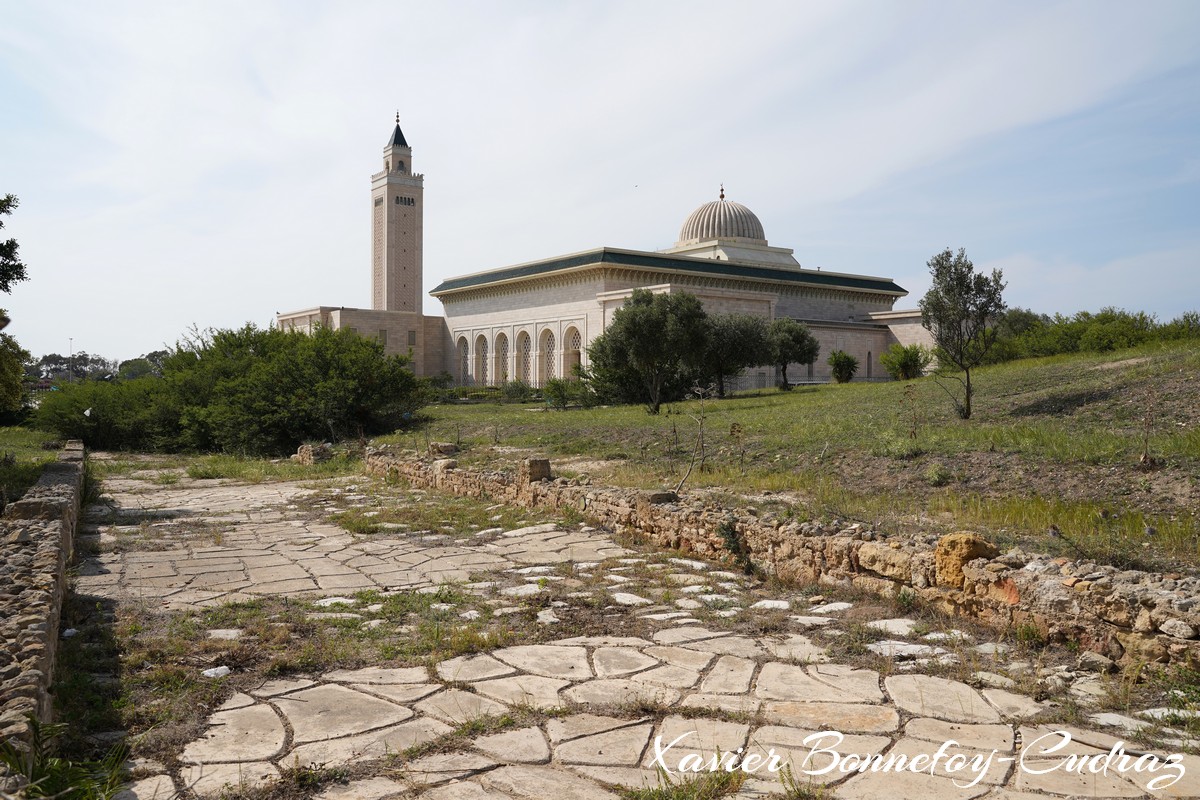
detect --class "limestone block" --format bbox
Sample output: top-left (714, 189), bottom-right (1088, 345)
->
top-left (857, 541), bottom-right (913, 581)
top-left (518, 458), bottom-right (551, 483)
top-left (934, 532), bottom-right (998, 589)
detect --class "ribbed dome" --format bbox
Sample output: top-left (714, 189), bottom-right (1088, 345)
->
top-left (678, 196), bottom-right (766, 244)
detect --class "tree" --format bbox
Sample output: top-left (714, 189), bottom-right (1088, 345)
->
top-left (880, 343), bottom-right (933, 380)
top-left (919, 247), bottom-right (1006, 419)
top-left (699, 314), bottom-right (770, 398)
top-left (0, 195), bottom-right (28, 294)
top-left (585, 289), bottom-right (708, 414)
top-left (766, 318), bottom-right (820, 389)
top-left (118, 358), bottom-right (156, 380)
top-left (36, 324), bottom-right (424, 454)
top-left (827, 350), bottom-right (858, 383)
top-left (0, 329), bottom-right (29, 412)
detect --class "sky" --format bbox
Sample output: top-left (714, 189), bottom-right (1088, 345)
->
top-left (1, 0), bottom-right (1198, 362)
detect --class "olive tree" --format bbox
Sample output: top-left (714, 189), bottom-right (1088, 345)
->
top-left (585, 289), bottom-right (708, 414)
top-left (766, 318), bottom-right (819, 389)
top-left (919, 247), bottom-right (1006, 419)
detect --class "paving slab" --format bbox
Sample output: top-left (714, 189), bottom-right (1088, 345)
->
top-left (757, 662), bottom-right (879, 704)
top-left (179, 762), bottom-right (279, 798)
top-left (491, 644), bottom-right (592, 681)
top-left (312, 778), bottom-right (407, 800)
top-left (415, 689), bottom-right (511, 725)
top-left (759, 701), bottom-right (900, 733)
top-left (470, 675), bottom-right (570, 709)
top-left (179, 704), bottom-right (285, 764)
top-left (274, 684), bottom-right (414, 744)
top-left (885, 675), bottom-right (1002, 724)
top-left (555, 722), bottom-right (653, 766)
top-left (289, 717), bottom-right (451, 766)
top-left (472, 725), bottom-right (550, 763)
top-left (436, 654), bottom-right (517, 682)
top-left (593, 647), bottom-right (659, 677)
top-left (563, 678), bottom-right (680, 707)
top-left (699, 655), bottom-right (756, 694)
top-left (478, 764), bottom-right (623, 799)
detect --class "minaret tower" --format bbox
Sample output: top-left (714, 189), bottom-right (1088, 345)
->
top-left (371, 113), bottom-right (424, 312)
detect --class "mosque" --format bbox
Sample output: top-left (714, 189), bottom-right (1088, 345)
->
top-left (276, 118), bottom-right (931, 387)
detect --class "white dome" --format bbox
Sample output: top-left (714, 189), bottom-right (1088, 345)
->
top-left (678, 194), bottom-right (766, 244)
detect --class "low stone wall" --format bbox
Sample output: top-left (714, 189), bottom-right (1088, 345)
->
top-left (366, 447), bottom-right (1200, 668)
top-left (0, 441), bottom-right (85, 749)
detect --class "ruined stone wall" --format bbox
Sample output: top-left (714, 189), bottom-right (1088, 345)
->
top-left (366, 447), bottom-right (1200, 668)
top-left (0, 441), bottom-right (85, 748)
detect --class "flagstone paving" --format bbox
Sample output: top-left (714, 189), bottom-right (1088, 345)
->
top-left (88, 473), bottom-right (1199, 799)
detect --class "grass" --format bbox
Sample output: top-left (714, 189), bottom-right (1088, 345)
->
top-left (87, 452), bottom-right (362, 483)
top-left (396, 341), bottom-right (1200, 571)
top-left (320, 475), bottom-right (561, 536)
top-left (619, 768), bottom-right (746, 799)
top-left (0, 716), bottom-right (128, 800)
top-left (0, 425), bottom-right (58, 502)
top-left (387, 342), bottom-right (1200, 467)
top-left (53, 583), bottom-right (527, 761)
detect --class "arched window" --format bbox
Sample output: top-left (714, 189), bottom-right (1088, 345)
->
top-left (867, 351), bottom-right (873, 379)
top-left (565, 327), bottom-right (582, 378)
top-left (540, 329), bottom-right (556, 384)
top-left (475, 335), bottom-right (489, 386)
top-left (516, 331), bottom-right (532, 385)
top-left (397, 160), bottom-right (406, 173)
top-left (495, 333), bottom-right (510, 383)
top-left (457, 337), bottom-right (469, 386)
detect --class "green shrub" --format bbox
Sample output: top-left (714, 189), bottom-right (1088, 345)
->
top-left (36, 325), bottom-right (423, 455)
top-left (500, 380), bottom-right (535, 403)
top-left (827, 350), bottom-right (858, 383)
top-left (922, 462), bottom-right (953, 487)
top-left (542, 378), bottom-right (575, 410)
top-left (880, 343), bottom-right (932, 380)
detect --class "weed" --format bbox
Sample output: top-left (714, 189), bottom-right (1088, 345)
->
top-left (0, 716), bottom-right (128, 800)
top-left (922, 462), bottom-right (953, 487)
top-left (893, 588), bottom-right (919, 615)
top-left (717, 520), bottom-right (755, 576)
top-left (619, 766), bottom-right (746, 799)
top-left (1014, 622), bottom-right (1047, 649)
top-left (778, 765), bottom-right (833, 799)
top-left (213, 763), bottom-right (351, 800)
top-left (400, 713), bottom-right (522, 761)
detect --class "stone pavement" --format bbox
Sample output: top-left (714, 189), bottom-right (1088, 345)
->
top-left (87, 473), bottom-right (1198, 799)
top-left (77, 478), bottom-right (625, 610)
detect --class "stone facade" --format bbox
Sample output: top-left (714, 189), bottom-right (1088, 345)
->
top-left (364, 448), bottom-right (1200, 668)
top-left (0, 441), bottom-right (85, 751)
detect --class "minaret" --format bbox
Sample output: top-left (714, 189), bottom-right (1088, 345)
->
top-left (371, 112), bottom-right (424, 312)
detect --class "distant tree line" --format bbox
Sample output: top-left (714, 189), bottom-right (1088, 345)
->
top-left (985, 307), bottom-right (1200, 363)
top-left (36, 325), bottom-right (424, 455)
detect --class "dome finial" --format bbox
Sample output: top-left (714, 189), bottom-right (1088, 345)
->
top-left (395, 110), bottom-right (400, 124)
top-left (719, 184), bottom-right (725, 201)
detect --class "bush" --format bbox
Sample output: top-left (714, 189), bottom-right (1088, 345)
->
top-left (880, 343), bottom-right (932, 380)
top-left (500, 380), bottom-right (535, 403)
top-left (542, 378), bottom-right (576, 410)
top-left (827, 350), bottom-right (858, 383)
top-left (36, 325), bottom-right (424, 455)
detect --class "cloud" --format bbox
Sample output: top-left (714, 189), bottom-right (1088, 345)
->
top-left (0, 1), bottom-right (1198, 358)
top-left (989, 246), bottom-right (1200, 319)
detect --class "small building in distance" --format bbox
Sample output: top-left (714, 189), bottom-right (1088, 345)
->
top-left (277, 117), bottom-right (931, 387)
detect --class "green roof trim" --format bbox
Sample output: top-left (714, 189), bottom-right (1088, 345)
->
top-left (430, 248), bottom-right (906, 296)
